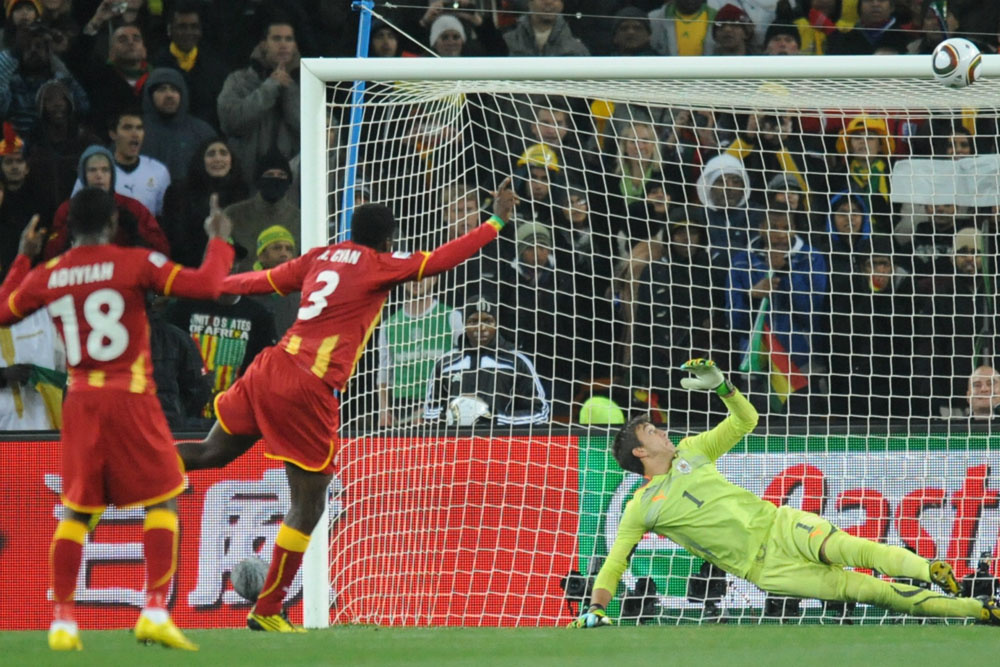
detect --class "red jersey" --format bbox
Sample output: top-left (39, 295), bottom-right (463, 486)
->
top-left (0, 239), bottom-right (234, 394)
top-left (222, 219), bottom-right (501, 390)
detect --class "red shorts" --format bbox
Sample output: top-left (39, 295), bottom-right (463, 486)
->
top-left (61, 391), bottom-right (185, 513)
top-left (214, 346), bottom-right (339, 474)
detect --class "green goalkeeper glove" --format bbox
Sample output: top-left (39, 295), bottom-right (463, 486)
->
top-left (680, 358), bottom-right (733, 397)
top-left (567, 604), bottom-right (612, 629)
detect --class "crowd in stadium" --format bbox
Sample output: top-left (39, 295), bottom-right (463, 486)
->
top-left (2, 0), bottom-right (1000, 432)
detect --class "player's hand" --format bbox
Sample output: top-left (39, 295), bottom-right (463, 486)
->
top-left (680, 358), bottom-right (729, 393)
top-left (568, 605), bottom-right (612, 629)
top-left (492, 176), bottom-right (516, 223)
top-left (17, 214), bottom-right (44, 260)
top-left (204, 193), bottom-right (233, 241)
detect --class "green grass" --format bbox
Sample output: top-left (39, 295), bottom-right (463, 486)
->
top-left (2, 626), bottom-right (998, 667)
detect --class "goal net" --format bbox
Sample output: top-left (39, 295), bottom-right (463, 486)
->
top-left (300, 55), bottom-right (1000, 626)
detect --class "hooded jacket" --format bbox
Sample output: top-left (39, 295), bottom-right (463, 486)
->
top-left (141, 68), bottom-right (216, 181)
top-left (43, 145), bottom-right (169, 260)
top-left (0, 39), bottom-right (89, 138)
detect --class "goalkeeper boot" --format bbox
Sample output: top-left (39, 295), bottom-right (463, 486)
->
top-left (48, 620), bottom-right (82, 651)
top-left (979, 598), bottom-right (1000, 626)
top-left (929, 560), bottom-right (960, 596)
top-left (247, 610), bottom-right (307, 633)
top-left (134, 609), bottom-right (199, 650)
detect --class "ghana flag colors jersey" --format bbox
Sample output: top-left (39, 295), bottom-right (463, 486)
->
top-left (221, 219), bottom-right (502, 391)
top-left (0, 240), bottom-right (234, 394)
top-left (594, 391), bottom-right (769, 594)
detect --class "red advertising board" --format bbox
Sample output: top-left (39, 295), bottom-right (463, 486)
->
top-left (0, 436), bottom-right (580, 630)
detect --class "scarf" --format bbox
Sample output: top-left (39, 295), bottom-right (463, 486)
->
top-left (169, 42), bottom-right (198, 72)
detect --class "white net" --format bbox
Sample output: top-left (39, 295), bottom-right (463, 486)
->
top-left (317, 67), bottom-right (1000, 626)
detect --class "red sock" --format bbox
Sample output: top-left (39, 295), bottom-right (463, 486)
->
top-left (253, 524), bottom-right (311, 616)
top-left (143, 509), bottom-right (179, 609)
top-left (50, 519), bottom-right (87, 620)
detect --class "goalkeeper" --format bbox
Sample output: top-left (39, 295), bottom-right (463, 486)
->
top-left (571, 359), bottom-right (1000, 628)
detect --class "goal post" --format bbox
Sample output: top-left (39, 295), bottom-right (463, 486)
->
top-left (298, 54), bottom-right (1000, 628)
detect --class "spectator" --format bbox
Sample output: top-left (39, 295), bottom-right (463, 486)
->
top-left (695, 152), bottom-right (758, 255)
top-left (908, 202), bottom-right (973, 281)
top-left (217, 15), bottom-right (300, 191)
top-left (0, 20), bottom-right (89, 138)
top-left (933, 124), bottom-right (974, 157)
top-left (763, 21), bottom-right (802, 54)
top-left (71, 108), bottom-right (170, 216)
top-left (648, 0), bottom-right (717, 56)
top-left (39, 0), bottom-right (78, 63)
top-left (369, 18), bottom-right (403, 57)
top-left (43, 144), bottom-right (168, 258)
top-left (513, 143), bottom-right (565, 228)
top-left (151, 1), bottom-right (229, 131)
top-left (906, 1), bottom-right (957, 54)
top-left (965, 365), bottom-right (1000, 420)
top-left (148, 299), bottom-right (212, 430)
top-left (223, 149), bottom-right (299, 268)
top-left (141, 68), bottom-right (216, 182)
top-left (520, 95), bottom-right (589, 188)
top-left (503, 0), bottom-right (590, 57)
top-left (424, 296), bottom-right (550, 426)
top-left (791, 0), bottom-right (850, 55)
top-left (0, 308), bottom-right (65, 430)
top-left (498, 220), bottom-right (577, 414)
top-left (826, 0), bottom-right (910, 55)
top-left (26, 80), bottom-right (101, 201)
top-left (828, 234), bottom-right (918, 418)
top-left (767, 173), bottom-right (811, 237)
top-left (377, 275), bottom-right (462, 428)
top-left (632, 207), bottom-right (730, 422)
top-left (822, 191), bottom-right (871, 277)
top-left (429, 15), bottom-right (466, 57)
top-left (728, 206), bottom-right (829, 414)
top-left (914, 226), bottom-right (997, 418)
top-left (161, 138), bottom-right (249, 267)
top-left (608, 7), bottom-right (656, 56)
top-left (247, 224), bottom-right (299, 336)
top-left (0, 123), bottom-right (57, 276)
top-left (709, 0), bottom-right (781, 49)
top-left (436, 182), bottom-right (503, 306)
top-left (727, 111), bottom-right (824, 201)
top-left (424, 6), bottom-right (507, 57)
top-left (834, 115), bottom-right (894, 219)
top-left (1, 0), bottom-right (41, 49)
top-left (162, 255), bottom-right (277, 422)
top-left (712, 3), bottom-right (755, 55)
top-left (79, 21), bottom-right (151, 134)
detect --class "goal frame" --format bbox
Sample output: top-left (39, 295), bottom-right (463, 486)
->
top-left (296, 53), bottom-right (1000, 628)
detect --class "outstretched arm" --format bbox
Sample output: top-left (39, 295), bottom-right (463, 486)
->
top-left (677, 359), bottom-right (758, 462)
top-left (155, 196), bottom-right (234, 300)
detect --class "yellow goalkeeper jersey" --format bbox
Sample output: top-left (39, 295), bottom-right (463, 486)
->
top-left (594, 391), bottom-right (772, 594)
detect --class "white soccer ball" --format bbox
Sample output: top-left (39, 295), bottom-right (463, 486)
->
top-left (931, 37), bottom-right (983, 89)
top-left (231, 556), bottom-right (269, 603)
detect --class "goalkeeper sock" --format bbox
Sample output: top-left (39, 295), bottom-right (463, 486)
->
top-left (254, 524), bottom-right (310, 616)
top-left (50, 519), bottom-right (87, 620)
top-left (842, 570), bottom-right (984, 618)
top-left (143, 509), bottom-right (179, 609)
top-left (822, 530), bottom-right (930, 582)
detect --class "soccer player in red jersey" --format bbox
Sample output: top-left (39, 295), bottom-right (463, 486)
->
top-left (0, 188), bottom-right (235, 651)
top-left (177, 179), bottom-right (517, 632)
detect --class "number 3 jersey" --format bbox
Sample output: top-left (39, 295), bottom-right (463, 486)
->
top-left (593, 391), bottom-right (771, 594)
top-left (221, 220), bottom-right (502, 391)
top-left (0, 240), bottom-right (234, 394)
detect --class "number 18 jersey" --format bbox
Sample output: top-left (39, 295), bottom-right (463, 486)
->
top-left (2, 241), bottom-right (234, 394)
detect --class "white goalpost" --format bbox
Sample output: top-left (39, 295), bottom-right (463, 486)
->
top-left (297, 54), bottom-right (1000, 628)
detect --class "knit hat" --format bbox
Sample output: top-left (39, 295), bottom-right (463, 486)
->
top-left (515, 221), bottom-right (553, 249)
top-left (0, 122), bottom-right (24, 155)
top-left (764, 21), bottom-right (801, 47)
top-left (954, 226), bottom-right (981, 253)
top-left (714, 3), bottom-right (752, 27)
top-left (4, 0), bottom-right (41, 18)
top-left (836, 116), bottom-right (896, 156)
top-left (613, 7), bottom-right (650, 35)
top-left (429, 15), bottom-right (466, 46)
top-left (256, 225), bottom-right (296, 256)
top-left (463, 294), bottom-right (497, 322)
top-left (255, 149), bottom-right (291, 180)
top-left (517, 143), bottom-right (561, 172)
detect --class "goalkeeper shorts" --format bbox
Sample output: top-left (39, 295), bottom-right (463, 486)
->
top-left (745, 505), bottom-right (842, 598)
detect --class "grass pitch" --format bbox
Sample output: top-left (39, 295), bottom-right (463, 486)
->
top-left (2, 625), bottom-right (996, 666)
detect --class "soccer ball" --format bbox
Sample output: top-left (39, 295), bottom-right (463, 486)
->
top-left (931, 38), bottom-right (982, 89)
top-left (231, 556), bottom-right (269, 602)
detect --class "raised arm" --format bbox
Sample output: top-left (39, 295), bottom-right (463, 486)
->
top-left (676, 359), bottom-right (759, 462)
top-left (0, 216), bottom-right (45, 326)
top-left (155, 195), bottom-right (234, 300)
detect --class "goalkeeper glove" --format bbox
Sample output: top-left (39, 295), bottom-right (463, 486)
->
top-left (679, 358), bottom-right (733, 397)
top-left (568, 604), bottom-right (612, 629)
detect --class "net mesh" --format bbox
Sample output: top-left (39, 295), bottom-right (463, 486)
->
top-left (320, 72), bottom-right (1000, 626)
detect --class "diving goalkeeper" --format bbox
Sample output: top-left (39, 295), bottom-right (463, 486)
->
top-left (571, 359), bottom-right (1000, 628)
